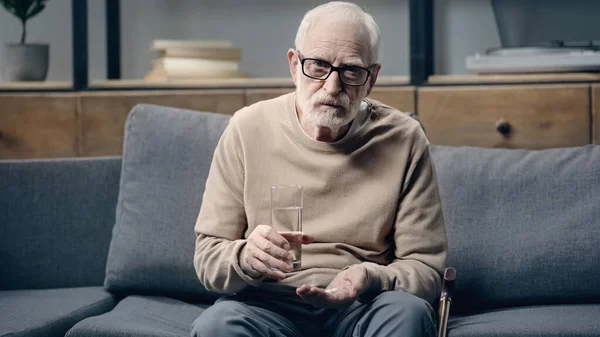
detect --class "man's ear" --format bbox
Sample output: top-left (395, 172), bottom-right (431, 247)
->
top-left (287, 49), bottom-right (299, 86)
top-left (366, 63), bottom-right (381, 96)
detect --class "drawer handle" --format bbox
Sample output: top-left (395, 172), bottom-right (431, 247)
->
top-left (495, 118), bottom-right (511, 136)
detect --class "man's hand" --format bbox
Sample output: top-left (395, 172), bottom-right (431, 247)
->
top-left (296, 265), bottom-right (367, 309)
top-left (240, 225), bottom-right (314, 280)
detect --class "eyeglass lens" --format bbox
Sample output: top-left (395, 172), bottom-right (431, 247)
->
top-left (303, 59), bottom-right (368, 85)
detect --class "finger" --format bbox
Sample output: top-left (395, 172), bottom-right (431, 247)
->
top-left (299, 286), bottom-right (357, 309)
top-left (264, 229), bottom-right (293, 250)
top-left (297, 290), bottom-right (327, 302)
top-left (296, 284), bottom-right (312, 296)
top-left (307, 287), bottom-right (332, 299)
top-left (280, 232), bottom-right (315, 245)
top-left (278, 231), bottom-right (302, 246)
top-left (256, 235), bottom-right (293, 262)
top-left (313, 286), bottom-right (354, 302)
top-left (302, 234), bottom-right (315, 244)
top-left (298, 288), bottom-right (337, 309)
top-left (248, 256), bottom-right (286, 280)
top-left (252, 244), bottom-right (293, 272)
top-left (297, 286), bottom-right (326, 299)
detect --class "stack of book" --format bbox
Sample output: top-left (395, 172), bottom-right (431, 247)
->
top-left (144, 39), bottom-right (247, 81)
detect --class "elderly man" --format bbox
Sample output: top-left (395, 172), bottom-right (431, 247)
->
top-left (191, 2), bottom-right (447, 337)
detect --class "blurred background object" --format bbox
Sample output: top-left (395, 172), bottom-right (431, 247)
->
top-left (465, 0), bottom-right (600, 74)
top-left (0, 0), bottom-right (49, 82)
top-left (143, 39), bottom-right (246, 81)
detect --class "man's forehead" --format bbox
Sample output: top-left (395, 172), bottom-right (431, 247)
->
top-left (309, 52), bottom-right (366, 67)
top-left (302, 41), bottom-right (369, 66)
top-left (309, 19), bottom-right (369, 42)
top-left (302, 28), bottom-right (370, 64)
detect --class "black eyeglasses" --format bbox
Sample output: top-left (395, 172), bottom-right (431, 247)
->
top-left (297, 50), bottom-right (374, 86)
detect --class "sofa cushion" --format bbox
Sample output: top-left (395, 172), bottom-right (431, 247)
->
top-left (448, 304), bottom-right (600, 337)
top-left (66, 295), bottom-right (209, 337)
top-left (0, 156), bottom-right (121, 290)
top-left (431, 145), bottom-right (600, 314)
top-left (104, 104), bottom-right (230, 301)
top-left (0, 287), bottom-right (116, 337)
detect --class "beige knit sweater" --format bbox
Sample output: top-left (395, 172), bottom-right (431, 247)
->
top-left (194, 92), bottom-right (447, 304)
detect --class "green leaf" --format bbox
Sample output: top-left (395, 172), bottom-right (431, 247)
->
top-left (0, 0), bottom-right (23, 20)
top-left (0, 0), bottom-right (47, 21)
top-left (25, 2), bottom-right (46, 20)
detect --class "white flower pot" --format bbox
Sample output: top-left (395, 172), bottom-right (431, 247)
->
top-left (0, 43), bottom-right (49, 81)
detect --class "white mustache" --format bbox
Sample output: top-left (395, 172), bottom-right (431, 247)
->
top-left (312, 91), bottom-right (349, 109)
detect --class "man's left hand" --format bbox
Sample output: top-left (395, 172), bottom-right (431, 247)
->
top-left (296, 265), bottom-right (367, 309)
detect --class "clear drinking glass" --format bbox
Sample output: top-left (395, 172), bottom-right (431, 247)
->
top-left (271, 185), bottom-right (303, 271)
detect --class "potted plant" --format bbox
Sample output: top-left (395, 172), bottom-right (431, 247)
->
top-left (0, 0), bottom-right (49, 82)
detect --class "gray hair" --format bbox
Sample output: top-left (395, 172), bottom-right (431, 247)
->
top-left (294, 2), bottom-right (381, 64)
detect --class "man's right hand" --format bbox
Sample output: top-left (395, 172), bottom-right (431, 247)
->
top-left (240, 225), bottom-right (314, 280)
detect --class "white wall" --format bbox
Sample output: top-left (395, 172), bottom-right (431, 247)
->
top-left (117, 0), bottom-right (411, 80)
top-left (0, 0), bottom-right (521, 82)
top-left (435, 0), bottom-right (501, 75)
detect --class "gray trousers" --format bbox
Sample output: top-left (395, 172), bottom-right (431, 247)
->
top-left (191, 291), bottom-right (437, 337)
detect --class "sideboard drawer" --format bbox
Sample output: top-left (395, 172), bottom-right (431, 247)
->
top-left (418, 85), bottom-right (590, 149)
top-left (0, 94), bottom-right (78, 159)
top-left (79, 90), bottom-right (245, 157)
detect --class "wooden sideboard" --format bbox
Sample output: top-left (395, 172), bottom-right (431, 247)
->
top-left (0, 86), bottom-right (416, 159)
top-left (1, 79), bottom-right (599, 160)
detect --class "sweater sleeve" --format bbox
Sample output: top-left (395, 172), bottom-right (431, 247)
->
top-left (360, 143), bottom-right (448, 304)
top-left (193, 116), bottom-right (265, 294)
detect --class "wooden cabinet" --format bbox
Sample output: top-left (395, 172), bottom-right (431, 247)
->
top-left (593, 85), bottom-right (600, 145)
top-left (1, 82), bottom-right (596, 160)
top-left (0, 93), bottom-right (79, 159)
top-left (79, 90), bottom-right (245, 156)
top-left (418, 84), bottom-right (591, 149)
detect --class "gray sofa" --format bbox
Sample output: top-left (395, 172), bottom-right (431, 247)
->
top-left (2, 103), bottom-right (599, 337)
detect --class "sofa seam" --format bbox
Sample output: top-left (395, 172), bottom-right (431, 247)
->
top-left (113, 105), bottom-right (139, 237)
top-left (63, 296), bottom-right (116, 336)
top-left (105, 105), bottom-right (139, 285)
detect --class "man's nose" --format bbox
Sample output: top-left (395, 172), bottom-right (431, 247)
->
top-left (323, 70), bottom-right (342, 96)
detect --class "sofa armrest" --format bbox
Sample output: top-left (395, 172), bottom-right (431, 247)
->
top-left (0, 156), bottom-right (122, 291)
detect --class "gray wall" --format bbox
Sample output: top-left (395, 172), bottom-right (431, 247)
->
top-left (0, 0), bottom-right (523, 82)
top-left (435, 0), bottom-right (500, 76)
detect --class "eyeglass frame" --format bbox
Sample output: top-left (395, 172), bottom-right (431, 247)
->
top-left (296, 50), bottom-right (376, 87)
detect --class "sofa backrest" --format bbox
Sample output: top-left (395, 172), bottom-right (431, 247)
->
top-left (431, 145), bottom-right (600, 314)
top-left (104, 104), bottom-right (230, 302)
top-left (103, 103), bottom-right (600, 311)
top-left (102, 103), bottom-right (428, 302)
top-left (0, 156), bottom-right (122, 290)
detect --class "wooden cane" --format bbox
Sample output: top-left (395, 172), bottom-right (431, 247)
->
top-left (437, 267), bottom-right (456, 337)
